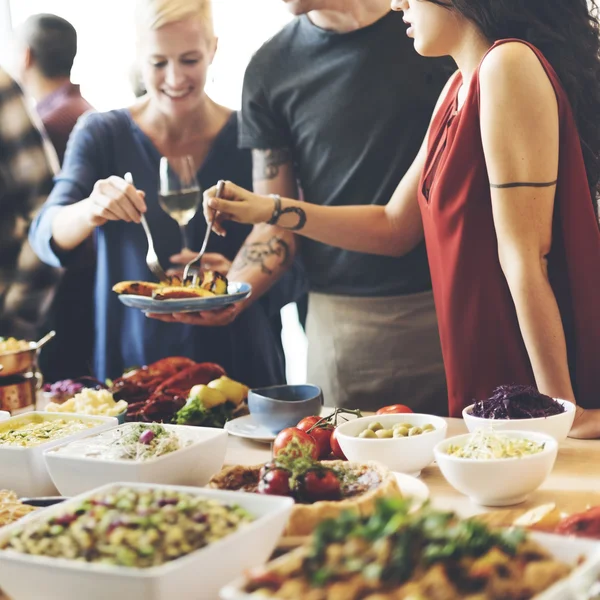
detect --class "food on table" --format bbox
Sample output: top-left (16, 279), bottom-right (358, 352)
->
top-left (0, 337), bottom-right (30, 354)
top-left (174, 376), bottom-right (248, 428)
top-left (356, 420), bottom-right (436, 439)
top-left (445, 430), bottom-right (546, 459)
top-left (471, 384), bottom-right (566, 419)
top-left (0, 415), bottom-right (96, 448)
top-left (297, 416), bottom-right (334, 459)
top-left (0, 490), bottom-right (37, 527)
top-left (243, 499), bottom-right (572, 599)
top-left (292, 408), bottom-right (363, 461)
top-left (111, 358), bottom-right (226, 422)
top-left (376, 403), bottom-right (414, 415)
top-left (273, 428), bottom-right (319, 461)
top-left (209, 441), bottom-right (402, 536)
top-left (112, 270), bottom-right (229, 300)
top-left (46, 388), bottom-right (127, 417)
top-left (0, 486), bottom-right (253, 568)
top-left (52, 423), bottom-right (190, 462)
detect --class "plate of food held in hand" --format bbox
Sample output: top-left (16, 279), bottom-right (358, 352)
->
top-left (113, 271), bottom-right (251, 313)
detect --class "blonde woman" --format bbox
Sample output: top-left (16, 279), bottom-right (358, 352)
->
top-left (29, 0), bottom-right (286, 387)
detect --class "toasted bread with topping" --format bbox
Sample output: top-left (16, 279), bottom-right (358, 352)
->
top-left (152, 286), bottom-right (215, 300)
top-left (112, 281), bottom-right (160, 297)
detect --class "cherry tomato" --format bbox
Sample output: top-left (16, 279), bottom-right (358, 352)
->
top-left (302, 470), bottom-right (341, 501)
top-left (273, 427), bottom-right (319, 460)
top-left (297, 416), bottom-right (334, 459)
top-left (376, 404), bottom-right (414, 415)
top-left (330, 428), bottom-right (347, 460)
top-left (258, 467), bottom-right (291, 496)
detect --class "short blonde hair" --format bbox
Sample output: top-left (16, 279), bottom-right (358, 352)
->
top-left (135, 0), bottom-right (213, 34)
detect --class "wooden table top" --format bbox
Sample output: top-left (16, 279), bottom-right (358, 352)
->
top-left (225, 417), bottom-right (600, 519)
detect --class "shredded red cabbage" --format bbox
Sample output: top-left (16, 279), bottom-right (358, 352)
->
top-left (471, 384), bottom-right (566, 419)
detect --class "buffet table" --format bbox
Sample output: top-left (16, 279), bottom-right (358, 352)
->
top-left (226, 417), bottom-right (600, 519)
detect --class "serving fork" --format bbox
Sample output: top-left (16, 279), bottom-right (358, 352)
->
top-left (124, 172), bottom-right (169, 283)
top-left (182, 179), bottom-right (225, 284)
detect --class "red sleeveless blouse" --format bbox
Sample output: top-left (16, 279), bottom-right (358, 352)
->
top-left (419, 39), bottom-right (600, 417)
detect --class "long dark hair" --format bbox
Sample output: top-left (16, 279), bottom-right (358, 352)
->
top-left (428, 0), bottom-right (600, 209)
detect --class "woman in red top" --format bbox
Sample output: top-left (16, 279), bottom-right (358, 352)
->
top-left (203, 0), bottom-right (600, 438)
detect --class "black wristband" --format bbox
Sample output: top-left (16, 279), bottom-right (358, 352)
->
top-left (266, 194), bottom-right (282, 225)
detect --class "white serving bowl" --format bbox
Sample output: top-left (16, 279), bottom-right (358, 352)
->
top-left (44, 423), bottom-right (228, 496)
top-left (434, 430), bottom-right (558, 506)
top-left (335, 413), bottom-right (448, 476)
top-left (0, 483), bottom-right (294, 600)
top-left (0, 410), bottom-right (9, 421)
top-left (462, 399), bottom-right (575, 442)
top-left (0, 412), bottom-right (117, 497)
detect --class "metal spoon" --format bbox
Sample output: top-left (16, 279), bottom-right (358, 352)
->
top-left (34, 330), bottom-right (56, 350)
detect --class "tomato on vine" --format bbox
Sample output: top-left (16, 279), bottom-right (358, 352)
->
top-left (272, 427), bottom-right (319, 460)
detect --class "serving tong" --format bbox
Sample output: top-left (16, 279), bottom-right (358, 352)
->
top-left (124, 172), bottom-right (169, 284)
top-left (182, 179), bottom-right (225, 285)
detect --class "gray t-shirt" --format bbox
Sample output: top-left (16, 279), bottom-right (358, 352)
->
top-left (240, 11), bottom-right (451, 297)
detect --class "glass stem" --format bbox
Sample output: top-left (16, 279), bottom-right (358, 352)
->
top-left (179, 224), bottom-right (190, 251)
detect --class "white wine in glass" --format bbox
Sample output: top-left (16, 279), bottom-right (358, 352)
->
top-left (158, 155), bottom-right (201, 251)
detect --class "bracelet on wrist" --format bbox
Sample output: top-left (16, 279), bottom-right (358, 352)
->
top-left (266, 194), bottom-right (282, 225)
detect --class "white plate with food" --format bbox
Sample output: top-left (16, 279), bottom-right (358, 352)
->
top-left (0, 482), bottom-right (294, 600)
top-left (224, 414), bottom-right (277, 443)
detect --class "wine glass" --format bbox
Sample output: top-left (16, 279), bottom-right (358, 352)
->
top-left (158, 155), bottom-right (201, 251)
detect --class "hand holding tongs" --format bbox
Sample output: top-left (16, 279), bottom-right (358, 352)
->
top-left (182, 179), bottom-right (225, 284)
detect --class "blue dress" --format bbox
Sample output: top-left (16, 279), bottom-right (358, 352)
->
top-left (29, 109), bottom-right (285, 386)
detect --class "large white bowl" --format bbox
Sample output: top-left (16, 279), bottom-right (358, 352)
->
top-left (0, 483), bottom-right (294, 600)
top-left (434, 430), bottom-right (558, 506)
top-left (462, 399), bottom-right (575, 442)
top-left (0, 412), bottom-right (117, 497)
top-left (335, 413), bottom-right (448, 476)
top-left (0, 410), bottom-right (9, 421)
top-left (44, 423), bottom-right (228, 496)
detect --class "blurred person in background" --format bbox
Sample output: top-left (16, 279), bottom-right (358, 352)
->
top-left (28, 0), bottom-right (286, 387)
top-left (0, 66), bottom-right (59, 340)
top-left (166, 0), bottom-right (451, 414)
top-left (15, 13), bottom-right (95, 381)
top-left (16, 14), bottom-right (93, 163)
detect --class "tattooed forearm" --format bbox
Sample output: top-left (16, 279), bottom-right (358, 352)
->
top-left (272, 206), bottom-right (307, 231)
top-left (230, 236), bottom-right (291, 276)
top-left (253, 148), bottom-right (293, 181)
top-left (490, 180), bottom-right (558, 189)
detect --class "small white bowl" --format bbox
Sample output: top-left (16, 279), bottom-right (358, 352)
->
top-left (434, 430), bottom-right (558, 507)
top-left (44, 423), bottom-right (228, 496)
top-left (335, 413), bottom-right (448, 477)
top-left (0, 482), bottom-right (294, 600)
top-left (462, 399), bottom-right (575, 442)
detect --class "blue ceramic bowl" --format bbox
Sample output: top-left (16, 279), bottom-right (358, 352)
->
top-left (248, 384), bottom-right (323, 434)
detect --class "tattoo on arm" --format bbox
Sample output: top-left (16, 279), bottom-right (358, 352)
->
top-left (268, 195), bottom-right (307, 231)
top-left (253, 148), bottom-right (293, 181)
top-left (490, 180), bottom-right (558, 189)
top-left (231, 236), bottom-right (291, 276)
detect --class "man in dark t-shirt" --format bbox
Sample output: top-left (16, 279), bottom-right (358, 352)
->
top-left (197, 1), bottom-right (451, 413)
